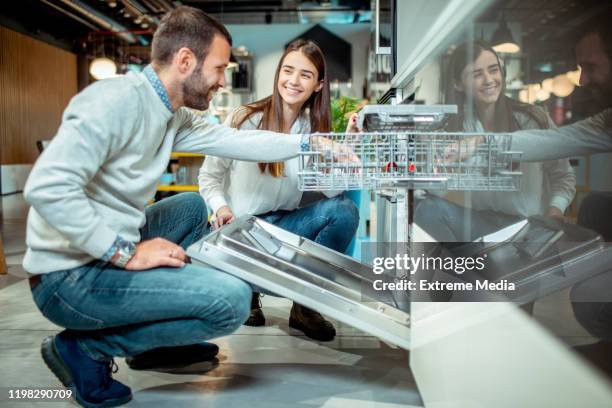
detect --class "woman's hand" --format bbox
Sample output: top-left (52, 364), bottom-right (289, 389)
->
top-left (214, 205), bottom-right (235, 230)
top-left (345, 113), bottom-right (361, 133)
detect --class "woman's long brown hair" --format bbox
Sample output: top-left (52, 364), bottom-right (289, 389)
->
top-left (230, 39), bottom-right (331, 177)
top-left (446, 41), bottom-right (549, 132)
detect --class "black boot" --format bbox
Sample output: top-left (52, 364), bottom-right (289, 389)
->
top-left (125, 342), bottom-right (219, 370)
top-left (289, 303), bottom-right (336, 342)
top-left (244, 292), bottom-right (266, 327)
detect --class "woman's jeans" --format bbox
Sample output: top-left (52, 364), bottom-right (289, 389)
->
top-left (30, 193), bottom-right (251, 361)
top-left (259, 194), bottom-right (360, 253)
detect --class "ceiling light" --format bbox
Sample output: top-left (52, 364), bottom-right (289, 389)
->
top-left (536, 88), bottom-right (551, 101)
top-left (552, 74), bottom-right (575, 97)
top-left (541, 78), bottom-right (554, 92)
top-left (566, 67), bottom-right (581, 86)
top-left (89, 57), bottom-right (117, 80)
top-left (491, 13), bottom-right (520, 54)
top-left (524, 84), bottom-right (541, 104)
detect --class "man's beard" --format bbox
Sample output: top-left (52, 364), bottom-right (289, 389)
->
top-left (182, 66), bottom-right (217, 111)
top-left (590, 83), bottom-right (612, 108)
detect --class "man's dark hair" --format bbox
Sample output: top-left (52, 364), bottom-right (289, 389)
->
top-left (576, 15), bottom-right (612, 58)
top-left (151, 6), bottom-right (232, 66)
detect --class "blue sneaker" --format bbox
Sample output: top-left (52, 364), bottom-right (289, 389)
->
top-left (41, 332), bottom-right (132, 407)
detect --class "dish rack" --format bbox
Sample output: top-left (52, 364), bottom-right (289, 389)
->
top-left (298, 131), bottom-right (521, 192)
top-left (297, 105), bottom-right (523, 244)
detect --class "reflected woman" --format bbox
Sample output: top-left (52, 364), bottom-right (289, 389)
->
top-left (415, 41), bottom-right (575, 241)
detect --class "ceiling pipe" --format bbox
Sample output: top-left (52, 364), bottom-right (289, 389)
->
top-left (39, 0), bottom-right (99, 30)
top-left (138, 0), bottom-right (162, 13)
top-left (121, 0), bottom-right (161, 26)
top-left (54, 0), bottom-right (138, 43)
top-left (158, 0), bottom-right (176, 12)
top-left (141, 0), bottom-right (172, 13)
top-left (121, 0), bottom-right (148, 14)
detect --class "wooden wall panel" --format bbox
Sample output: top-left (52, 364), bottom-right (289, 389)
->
top-left (0, 26), bottom-right (78, 165)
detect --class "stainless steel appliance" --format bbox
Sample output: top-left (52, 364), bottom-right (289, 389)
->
top-left (187, 215), bottom-right (410, 349)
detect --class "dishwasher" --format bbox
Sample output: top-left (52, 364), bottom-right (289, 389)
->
top-left (187, 104), bottom-right (610, 350)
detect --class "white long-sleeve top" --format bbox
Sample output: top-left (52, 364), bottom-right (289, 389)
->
top-left (453, 109), bottom-right (576, 217)
top-left (199, 108), bottom-right (340, 217)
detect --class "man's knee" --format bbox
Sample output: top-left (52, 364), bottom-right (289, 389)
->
top-left (578, 192), bottom-right (609, 224)
top-left (205, 276), bottom-right (251, 335)
top-left (225, 279), bottom-right (252, 327)
top-left (571, 301), bottom-right (612, 342)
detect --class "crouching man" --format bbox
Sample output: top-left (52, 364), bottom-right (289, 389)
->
top-left (23, 6), bottom-right (340, 407)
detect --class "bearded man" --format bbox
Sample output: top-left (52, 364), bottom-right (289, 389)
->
top-left (23, 6), bottom-right (337, 407)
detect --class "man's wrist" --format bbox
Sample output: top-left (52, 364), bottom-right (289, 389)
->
top-left (101, 236), bottom-right (136, 267)
top-left (300, 134), bottom-right (311, 151)
top-left (100, 238), bottom-right (120, 262)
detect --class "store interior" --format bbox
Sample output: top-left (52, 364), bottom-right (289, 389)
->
top-left (1, 1), bottom-right (612, 407)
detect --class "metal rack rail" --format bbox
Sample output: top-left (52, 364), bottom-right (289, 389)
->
top-left (298, 131), bottom-right (522, 192)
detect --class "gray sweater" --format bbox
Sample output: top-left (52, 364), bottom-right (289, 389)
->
top-left (510, 109), bottom-right (612, 160)
top-left (466, 110), bottom-right (575, 217)
top-left (23, 71), bottom-right (302, 274)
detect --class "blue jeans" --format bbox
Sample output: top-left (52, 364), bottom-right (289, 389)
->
top-left (414, 194), bottom-right (521, 242)
top-left (572, 191), bottom-right (612, 342)
top-left (30, 193), bottom-right (251, 361)
top-left (578, 191), bottom-right (612, 241)
top-left (259, 194), bottom-right (359, 253)
top-left (571, 269), bottom-right (612, 342)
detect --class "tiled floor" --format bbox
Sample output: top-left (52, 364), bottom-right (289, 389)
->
top-left (2, 192), bottom-right (611, 407)
top-left (0, 194), bottom-right (422, 408)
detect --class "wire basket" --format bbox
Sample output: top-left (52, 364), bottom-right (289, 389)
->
top-left (298, 132), bottom-right (522, 192)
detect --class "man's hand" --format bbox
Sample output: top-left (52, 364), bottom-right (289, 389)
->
top-left (213, 205), bottom-right (235, 230)
top-left (443, 136), bottom-right (485, 163)
top-left (546, 206), bottom-right (564, 219)
top-left (310, 135), bottom-right (361, 165)
top-left (125, 237), bottom-right (186, 270)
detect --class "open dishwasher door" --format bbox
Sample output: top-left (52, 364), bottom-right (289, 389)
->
top-left (187, 215), bottom-right (411, 350)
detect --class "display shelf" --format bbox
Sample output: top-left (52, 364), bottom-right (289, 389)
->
top-left (170, 152), bottom-right (204, 159)
top-left (156, 184), bottom-right (199, 192)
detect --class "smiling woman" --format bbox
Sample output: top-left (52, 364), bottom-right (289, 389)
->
top-left (198, 39), bottom-right (359, 341)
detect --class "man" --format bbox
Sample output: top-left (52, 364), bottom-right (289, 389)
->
top-left (458, 21), bottom-right (612, 365)
top-left (24, 6), bottom-right (345, 408)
